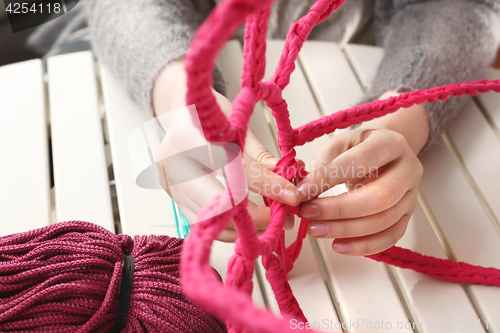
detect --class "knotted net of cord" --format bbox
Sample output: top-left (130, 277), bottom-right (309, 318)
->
top-left (180, 0), bottom-right (500, 332)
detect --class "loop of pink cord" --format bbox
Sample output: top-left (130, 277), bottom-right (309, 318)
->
top-left (180, 0), bottom-right (500, 332)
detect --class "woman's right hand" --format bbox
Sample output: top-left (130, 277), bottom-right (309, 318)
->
top-left (152, 59), bottom-right (300, 242)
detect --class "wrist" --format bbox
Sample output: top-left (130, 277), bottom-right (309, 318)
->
top-left (358, 90), bottom-right (430, 155)
top-left (152, 58), bottom-right (187, 118)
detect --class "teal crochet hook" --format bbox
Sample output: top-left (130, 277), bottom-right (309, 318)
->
top-left (170, 198), bottom-right (190, 239)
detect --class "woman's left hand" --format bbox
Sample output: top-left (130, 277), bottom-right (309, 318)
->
top-left (298, 128), bottom-right (423, 256)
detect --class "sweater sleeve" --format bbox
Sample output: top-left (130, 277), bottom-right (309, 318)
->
top-left (86, 0), bottom-right (225, 116)
top-left (365, 0), bottom-right (500, 153)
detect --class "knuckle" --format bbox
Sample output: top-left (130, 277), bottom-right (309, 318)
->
top-left (332, 198), bottom-right (347, 220)
top-left (391, 216), bottom-right (410, 244)
top-left (388, 131), bottom-right (408, 155)
top-left (333, 221), bottom-right (350, 238)
top-left (392, 131), bottom-right (407, 146)
top-left (381, 208), bottom-right (396, 229)
top-left (375, 187), bottom-right (395, 209)
top-left (416, 159), bottom-right (424, 178)
top-left (352, 151), bottom-right (370, 169)
top-left (361, 241), bottom-right (371, 255)
top-left (256, 150), bottom-right (274, 165)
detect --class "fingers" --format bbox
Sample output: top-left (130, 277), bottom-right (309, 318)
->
top-left (245, 129), bottom-right (279, 169)
top-left (218, 201), bottom-right (294, 242)
top-left (298, 130), bottom-right (407, 201)
top-left (330, 213), bottom-right (411, 256)
top-left (307, 190), bottom-right (417, 239)
top-left (226, 202), bottom-right (294, 232)
top-left (299, 147), bottom-right (421, 221)
top-left (245, 154), bottom-right (300, 207)
top-left (217, 229), bottom-right (239, 243)
top-left (245, 129), bottom-right (305, 178)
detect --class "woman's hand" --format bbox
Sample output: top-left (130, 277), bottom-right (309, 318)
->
top-left (298, 90), bottom-right (430, 256)
top-left (153, 58), bottom-right (300, 242)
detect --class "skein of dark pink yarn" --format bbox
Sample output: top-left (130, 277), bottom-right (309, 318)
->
top-left (0, 221), bottom-right (227, 332)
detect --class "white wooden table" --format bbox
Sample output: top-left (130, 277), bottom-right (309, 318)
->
top-left (1, 41), bottom-right (500, 332)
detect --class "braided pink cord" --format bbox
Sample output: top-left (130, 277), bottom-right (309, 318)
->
top-left (180, 0), bottom-right (500, 332)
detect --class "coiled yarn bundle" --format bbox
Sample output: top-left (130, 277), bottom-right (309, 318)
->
top-left (180, 0), bottom-right (500, 332)
top-left (0, 221), bottom-right (226, 332)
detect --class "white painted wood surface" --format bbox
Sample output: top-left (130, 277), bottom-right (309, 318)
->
top-left (391, 203), bottom-right (483, 333)
top-left (419, 139), bottom-right (500, 333)
top-left (477, 68), bottom-right (500, 136)
top-left (343, 44), bottom-right (384, 90)
top-left (346, 43), bottom-right (486, 332)
top-left (446, 100), bottom-right (500, 227)
top-left (0, 59), bottom-right (51, 235)
top-left (47, 52), bottom-right (114, 231)
top-left (299, 41), bottom-right (364, 116)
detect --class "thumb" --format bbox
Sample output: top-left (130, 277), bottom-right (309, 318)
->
top-left (245, 128), bottom-right (306, 172)
top-left (244, 128), bottom-right (279, 169)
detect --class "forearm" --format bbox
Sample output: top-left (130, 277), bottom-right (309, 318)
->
top-left (153, 58), bottom-right (230, 135)
top-left (358, 91), bottom-right (429, 155)
top-left (153, 59), bottom-right (188, 117)
top-left (367, 0), bottom-right (500, 152)
top-left (86, 0), bottom-right (200, 115)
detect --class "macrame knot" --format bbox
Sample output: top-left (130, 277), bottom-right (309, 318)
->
top-left (272, 149), bottom-right (300, 181)
top-left (255, 81), bottom-right (280, 104)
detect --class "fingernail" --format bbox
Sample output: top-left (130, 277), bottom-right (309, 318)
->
top-left (301, 204), bottom-right (320, 218)
top-left (284, 214), bottom-right (294, 230)
top-left (297, 182), bottom-right (310, 201)
top-left (308, 222), bottom-right (328, 237)
top-left (333, 242), bottom-right (351, 253)
top-left (279, 187), bottom-right (298, 205)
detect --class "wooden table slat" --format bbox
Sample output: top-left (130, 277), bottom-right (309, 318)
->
top-left (419, 139), bottom-right (500, 332)
top-left (391, 203), bottom-right (484, 332)
top-left (47, 52), bottom-right (114, 231)
top-left (446, 99), bottom-right (500, 228)
top-left (343, 44), bottom-right (384, 90)
top-left (0, 59), bottom-right (51, 234)
top-left (299, 41), bottom-right (364, 116)
top-left (477, 68), bottom-right (500, 139)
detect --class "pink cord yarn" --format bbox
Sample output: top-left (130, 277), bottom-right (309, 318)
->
top-left (180, 0), bottom-right (500, 332)
top-left (0, 221), bottom-right (226, 332)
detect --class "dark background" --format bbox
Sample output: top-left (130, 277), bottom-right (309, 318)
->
top-left (0, 1), bottom-right (40, 66)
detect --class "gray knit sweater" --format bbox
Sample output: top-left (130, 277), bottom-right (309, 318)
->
top-left (33, 0), bottom-right (500, 152)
